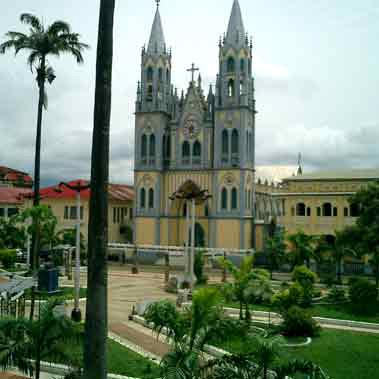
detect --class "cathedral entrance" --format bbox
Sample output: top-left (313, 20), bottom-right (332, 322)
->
top-left (189, 223), bottom-right (205, 248)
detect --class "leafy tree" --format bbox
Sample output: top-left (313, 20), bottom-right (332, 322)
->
top-left (347, 182), bottom-right (379, 286)
top-left (287, 231), bottom-right (321, 268)
top-left (194, 250), bottom-right (208, 285)
top-left (0, 216), bottom-right (27, 250)
top-left (0, 300), bottom-right (81, 379)
top-left (0, 14), bottom-right (88, 273)
top-left (83, 1), bottom-right (115, 379)
top-left (221, 256), bottom-right (272, 321)
top-left (145, 288), bottom-right (245, 379)
top-left (263, 230), bottom-right (287, 279)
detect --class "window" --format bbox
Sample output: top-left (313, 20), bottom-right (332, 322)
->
top-left (147, 85), bottom-right (153, 100)
top-left (333, 207), bottom-right (338, 217)
top-left (158, 68), bottom-right (163, 81)
top-left (0, 208), bottom-right (4, 218)
top-left (221, 188), bottom-right (228, 210)
top-left (149, 134), bottom-right (156, 158)
top-left (193, 141), bottom-right (201, 164)
top-left (70, 206), bottom-right (77, 220)
top-left (322, 203), bottom-right (332, 217)
top-left (147, 67), bottom-right (153, 81)
top-left (80, 206), bottom-right (84, 220)
top-left (129, 208), bottom-right (133, 220)
top-left (317, 207), bottom-right (321, 217)
top-left (183, 203), bottom-right (187, 217)
top-left (166, 69), bottom-right (170, 83)
top-left (227, 57), bottom-right (235, 72)
top-left (231, 188), bottom-right (238, 210)
top-left (7, 208), bottom-right (18, 217)
top-left (240, 59), bottom-right (245, 72)
top-left (205, 205), bottom-right (209, 217)
top-left (141, 134), bottom-right (147, 158)
top-left (182, 141), bottom-right (190, 163)
top-left (222, 130), bottom-right (229, 156)
top-left (64, 206), bottom-right (69, 220)
top-left (148, 188), bottom-right (154, 209)
top-left (307, 207), bottom-right (311, 217)
top-left (140, 188), bottom-right (146, 209)
top-left (163, 135), bottom-right (171, 159)
top-left (291, 207), bottom-right (295, 217)
top-left (350, 203), bottom-right (359, 217)
top-left (344, 207), bottom-right (349, 217)
top-left (228, 79), bottom-right (235, 97)
top-left (296, 203), bottom-right (306, 216)
top-left (231, 129), bottom-right (239, 155)
top-left (113, 208), bottom-right (116, 223)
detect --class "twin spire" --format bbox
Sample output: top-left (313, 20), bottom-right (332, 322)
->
top-left (147, 0), bottom-right (246, 54)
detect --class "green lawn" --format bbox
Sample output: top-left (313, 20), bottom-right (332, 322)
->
top-left (216, 329), bottom-right (379, 379)
top-left (24, 287), bottom-right (87, 301)
top-left (225, 301), bottom-right (379, 324)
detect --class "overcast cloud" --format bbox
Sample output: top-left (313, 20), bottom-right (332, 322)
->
top-left (0, 0), bottom-right (378, 186)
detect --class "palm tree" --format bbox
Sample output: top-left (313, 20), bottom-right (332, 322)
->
top-left (221, 256), bottom-right (272, 321)
top-left (0, 14), bottom-right (89, 273)
top-left (144, 288), bottom-right (246, 379)
top-left (264, 230), bottom-right (287, 280)
top-left (287, 231), bottom-right (320, 268)
top-left (0, 300), bottom-right (81, 379)
top-left (83, 1), bottom-right (115, 379)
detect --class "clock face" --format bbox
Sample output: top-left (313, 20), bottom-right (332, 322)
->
top-left (183, 116), bottom-right (199, 139)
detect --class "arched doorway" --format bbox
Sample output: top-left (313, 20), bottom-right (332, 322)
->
top-left (189, 223), bottom-right (205, 248)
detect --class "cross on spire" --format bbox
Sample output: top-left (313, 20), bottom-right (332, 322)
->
top-left (187, 63), bottom-right (199, 83)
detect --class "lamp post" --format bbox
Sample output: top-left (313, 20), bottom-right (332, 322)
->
top-left (170, 182), bottom-right (211, 290)
top-left (58, 180), bottom-right (90, 322)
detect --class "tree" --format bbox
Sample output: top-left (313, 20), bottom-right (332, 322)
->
top-left (0, 300), bottom-right (81, 379)
top-left (347, 182), bottom-right (379, 287)
top-left (0, 216), bottom-right (26, 250)
top-left (287, 231), bottom-right (320, 268)
top-left (0, 14), bottom-right (88, 272)
top-left (221, 256), bottom-right (272, 321)
top-left (83, 1), bottom-right (115, 379)
top-left (263, 230), bottom-right (287, 279)
top-left (145, 288), bottom-right (245, 379)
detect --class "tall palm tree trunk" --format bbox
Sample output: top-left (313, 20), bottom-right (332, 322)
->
top-left (83, 1), bottom-right (115, 379)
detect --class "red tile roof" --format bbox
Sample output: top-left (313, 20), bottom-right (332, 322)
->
top-left (0, 166), bottom-right (33, 186)
top-left (38, 180), bottom-right (134, 202)
top-left (0, 187), bottom-right (32, 205)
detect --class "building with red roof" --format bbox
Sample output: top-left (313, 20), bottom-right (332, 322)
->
top-left (0, 166), bottom-right (33, 188)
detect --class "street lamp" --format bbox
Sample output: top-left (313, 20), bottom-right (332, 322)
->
top-left (58, 180), bottom-right (90, 322)
top-left (170, 182), bottom-right (211, 290)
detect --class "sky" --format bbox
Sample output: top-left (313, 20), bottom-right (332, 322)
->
top-left (0, 0), bottom-right (378, 186)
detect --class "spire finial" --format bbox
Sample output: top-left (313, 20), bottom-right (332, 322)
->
top-left (155, 0), bottom-right (160, 7)
top-left (297, 153), bottom-right (303, 176)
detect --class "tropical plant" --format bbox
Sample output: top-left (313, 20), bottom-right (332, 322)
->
top-left (287, 231), bottom-right (320, 268)
top-left (221, 256), bottom-right (272, 321)
top-left (280, 305), bottom-right (321, 337)
top-left (0, 249), bottom-right (17, 269)
top-left (348, 278), bottom-right (378, 314)
top-left (0, 300), bottom-right (82, 379)
top-left (263, 230), bottom-right (287, 279)
top-left (292, 265), bottom-right (318, 307)
top-left (0, 216), bottom-right (27, 250)
top-left (0, 14), bottom-right (89, 273)
top-left (144, 288), bottom-right (246, 379)
top-left (83, 1), bottom-right (115, 379)
top-left (194, 250), bottom-right (208, 285)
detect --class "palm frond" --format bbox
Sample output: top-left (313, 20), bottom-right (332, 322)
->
top-left (47, 20), bottom-right (71, 35)
top-left (20, 13), bottom-right (43, 32)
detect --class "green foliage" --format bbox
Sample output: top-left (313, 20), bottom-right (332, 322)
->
top-left (0, 249), bottom-right (17, 269)
top-left (292, 265), bottom-right (317, 286)
top-left (120, 224), bottom-right (133, 243)
top-left (348, 278), bottom-right (378, 314)
top-left (326, 286), bottom-right (347, 303)
top-left (0, 216), bottom-right (26, 250)
top-left (194, 250), bottom-right (208, 285)
top-left (263, 229), bottom-right (287, 278)
top-left (280, 306), bottom-right (321, 337)
top-left (272, 282), bottom-right (304, 311)
top-left (287, 231), bottom-right (320, 268)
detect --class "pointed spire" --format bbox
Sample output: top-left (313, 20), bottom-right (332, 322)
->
top-left (197, 73), bottom-right (202, 89)
top-left (147, 3), bottom-right (166, 54)
top-left (226, 0), bottom-right (246, 46)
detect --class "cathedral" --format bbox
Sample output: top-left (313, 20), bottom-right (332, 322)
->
top-left (134, 0), bottom-right (259, 249)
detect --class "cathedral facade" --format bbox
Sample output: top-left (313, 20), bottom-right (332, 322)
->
top-left (134, 0), bottom-right (257, 249)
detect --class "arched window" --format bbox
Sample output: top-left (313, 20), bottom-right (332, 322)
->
top-left (158, 68), bottom-right (163, 82)
top-left (147, 67), bottom-right (153, 81)
top-left (231, 188), bottom-right (238, 210)
top-left (240, 59), bottom-right (245, 72)
top-left (221, 188), bottom-right (228, 210)
top-left (148, 188), bottom-right (154, 209)
top-left (141, 134), bottom-right (147, 158)
top-left (296, 203), bottom-right (306, 216)
top-left (350, 203), bottom-right (359, 217)
top-left (149, 134), bottom-right (156, 157)
top-left (147, 85), bottom-right (153, 100)
top-left (248, 60), bottom-right (252, 75)
top-left (166, 135), bottom-right (171, 158)
top-left (322, 203), bottom-right (332, 217)
top-left (333, 207), bottom-right (338, 217)
top-left (307, 207), bottom-right (311, 216)
top-left (344, 207), bottom-right (349, 217)
top-left (222, 129), bottom-right (229, 156)
top-left (193, 141), bottom-right (201, 157)
top-left (228, 79), bottom-right (235, 97)
top-left (317, 207), bottom-right (321, 217)
top-left (166, 69), bottom-right (170, 83)
top-left (205, 205), bottom-right (209, 217)
top-left (183, 203), bottom-right (187, 217)
top-left (227, 57), bottom-right (235, 72)
top-left (231, 129), bottom-right (239, 155)
top-left (140, 188), bottom-right (146, 209)
top-left (182, 141), bottom-right (190, 157)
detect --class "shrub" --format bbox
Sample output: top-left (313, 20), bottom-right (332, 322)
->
top-left (0, 249), bottom-right (17, 269)
top-left (348, 278), bottom-right (378, 314)
top-left (272, 283), bottom-right (303, 311)
top-left (327, 286), bottom-right (347, 303)
top-left (280, 306), bottom-right (321, 337)
top-left (292, 265), bottom-right (317, 287)
top-left (194, 250), bottom-right (208, 285)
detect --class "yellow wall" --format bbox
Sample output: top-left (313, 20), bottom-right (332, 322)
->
top-left (216, 219), bottom-right (240, 249)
